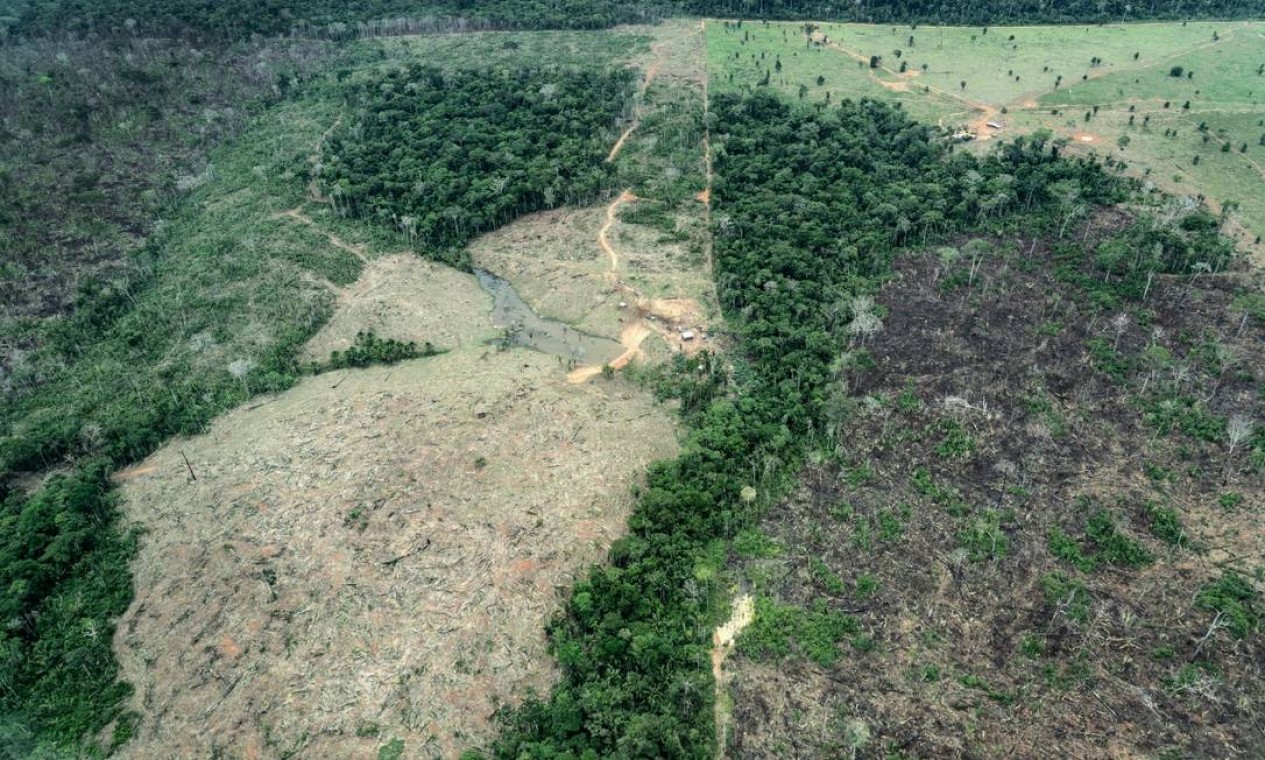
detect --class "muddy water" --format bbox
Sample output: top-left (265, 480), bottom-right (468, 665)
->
top-left (474, 268), bottom-right (625, 366)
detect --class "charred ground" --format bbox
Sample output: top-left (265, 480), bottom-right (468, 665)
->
top-left (729, 209), bottom-right (1263, 758)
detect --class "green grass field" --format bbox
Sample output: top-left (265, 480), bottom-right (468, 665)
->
top-left (707, 19), bottom-right (1265, 256)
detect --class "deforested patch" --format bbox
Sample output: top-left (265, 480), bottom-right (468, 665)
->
top-left (112, 347), bottom-right (679, 758)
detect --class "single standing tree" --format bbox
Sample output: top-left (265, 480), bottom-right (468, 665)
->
top-left (1226, 415), bottom-right (1254, 458)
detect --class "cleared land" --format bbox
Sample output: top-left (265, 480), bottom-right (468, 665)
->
top-left (110, 215), bottom-right (685, 757)
top-left (725, 218), bottom-right (1264, 757)
top-left (106, 23), bottom-right (721, 759)
top-left (707, 19), bottom-right (1265, 261)
top-left (113, 343), bottom-right (678, 759)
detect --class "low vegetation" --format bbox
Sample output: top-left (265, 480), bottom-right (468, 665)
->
top-left (727, 194), bottom-right (1262, 755)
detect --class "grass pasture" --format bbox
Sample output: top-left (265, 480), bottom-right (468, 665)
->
top-left (707, 19), bottom-right (1265, 258)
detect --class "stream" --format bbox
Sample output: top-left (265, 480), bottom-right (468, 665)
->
top-left (474, 268), bottom-right (625, 366)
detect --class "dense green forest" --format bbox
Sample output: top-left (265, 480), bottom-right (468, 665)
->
top-left (3, 0), bottom-right (1259, 40)
top-left (323, 65), bottom-right (635, 265)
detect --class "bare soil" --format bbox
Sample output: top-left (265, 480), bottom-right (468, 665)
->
top-left (728, 217), bottom-right (1264, 758)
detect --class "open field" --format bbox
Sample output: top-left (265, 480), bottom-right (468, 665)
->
top-left (706, 19), bottom-right (1265, 260)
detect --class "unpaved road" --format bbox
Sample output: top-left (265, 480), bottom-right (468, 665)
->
top-left (567, 187), bottom-right (710, 383)
top-left (712, 594), bottom-right (755, 760)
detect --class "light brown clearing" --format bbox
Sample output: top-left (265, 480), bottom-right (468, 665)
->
top-left (574, 190), bottom-right (711, 380)
top-left (467, 193), bottom-right (717, 385)
top-left (301, 253), bottom-right (493, 363)
top-left (712, 594), bottom-right (754, 760)
top-left (112, 347), bottom-right (679, 759)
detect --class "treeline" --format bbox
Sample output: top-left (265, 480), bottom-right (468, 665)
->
top-left (1, 0), bottom-right (666, 40)
top-left (4, 0), bottom-right (1259, 41)
top-left (677, 0), bottom-right (1264, 25)
top-left (0, 466), bottom-right (138, 755)
top-left (322, 65), bottom-right (634, 265)
top-left (481, 92), bottom-right (1129, 757)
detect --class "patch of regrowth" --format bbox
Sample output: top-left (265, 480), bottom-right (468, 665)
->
top-left (732, 529), bottom-right (782, 559)
top-left (1050, 508), bottom-right (1154, 571)
top-left (737, 596), bottom-right (859, 667)
top-left (1194, 572), bottom-right (1261, 639)
top-left (1145, 500), bottom-right (1190, 548)
top-left (1042, 572), bottom-right (1093, 625)
top-left (957, 508), bottom-right (1008, 562)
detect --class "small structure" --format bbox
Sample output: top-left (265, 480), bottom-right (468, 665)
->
top-left (680, 330), bottom-right (696, 341)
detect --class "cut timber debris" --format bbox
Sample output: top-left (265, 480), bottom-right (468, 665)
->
top-left (112, 348), bottom-right (678, 759)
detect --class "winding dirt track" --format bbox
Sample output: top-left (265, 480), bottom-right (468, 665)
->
top-left (570, 23), bottom-right (714, 383)
top-left (605, 29), bottom-right (670, 162)
top-left (566, 189), bottom-right (657, 383)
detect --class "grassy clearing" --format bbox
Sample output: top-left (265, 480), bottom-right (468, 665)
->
top-left (706, 19), bottom-right (1265, 258)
